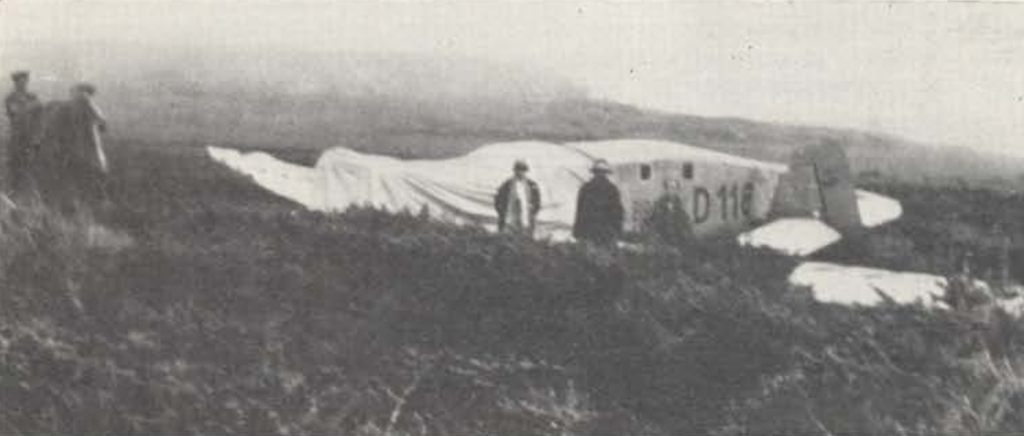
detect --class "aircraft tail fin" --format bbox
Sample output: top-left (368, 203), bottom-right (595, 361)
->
top-left (747, 143), bottom-right (904, 256)
top-left (740, 188), bottom-right (903, 257)
top-left (771, 142), bottom-right (862, 232)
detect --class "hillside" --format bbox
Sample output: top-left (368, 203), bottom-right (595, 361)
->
top-left (2, 144), bottom-right (1023, 435)
top-left (3, 43), bottom-right (1023, 189)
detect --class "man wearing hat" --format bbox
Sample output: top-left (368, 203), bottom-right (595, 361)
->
top-left (36, 82), bottom-right (109, 210)
top-left (644, 179), bottom-right (694, 248)
top-left (494, 160), bottom-right (542, 236)
top-left (573, 159), bottom-right (624, 247)
top-left (4, 70), bottom-right (42, 195)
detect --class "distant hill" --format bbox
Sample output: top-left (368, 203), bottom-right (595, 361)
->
top-left (3, 42), bottom-right (1023, 189)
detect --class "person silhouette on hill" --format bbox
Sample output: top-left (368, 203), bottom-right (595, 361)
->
top-left (37, 83), bottom-right (110, 212)
top-left (4, 70), bottom-right (43, 197)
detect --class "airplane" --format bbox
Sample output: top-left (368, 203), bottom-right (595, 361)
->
top-left (210, 140), bottom-right (1024, 313)
top-left (207, 139), bottom-right (902, 257)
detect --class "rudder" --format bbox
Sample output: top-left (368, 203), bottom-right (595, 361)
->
top-left (771, 141), bottom-right (861, 232)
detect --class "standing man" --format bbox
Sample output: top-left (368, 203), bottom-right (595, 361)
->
top-left (4, 70), bottom-right (42, 195)
top-left (573, 159), bottom-right (624, 247)
top-left (37, 83), bottom-right (109, 210)
top-left (494, 160), bottom-right (541, 236)
top-left (645, 180), bottom-right (693, 248)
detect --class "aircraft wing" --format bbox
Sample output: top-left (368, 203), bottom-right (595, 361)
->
top-left (788, 261), bottom-right (946, 307)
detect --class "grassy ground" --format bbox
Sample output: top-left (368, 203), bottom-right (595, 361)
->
top-left (1, 140), bottom-right (1023, 435)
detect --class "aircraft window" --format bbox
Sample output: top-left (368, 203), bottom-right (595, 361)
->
top-left (683, 163), bottom-right (694, 180)
top-left (640, 164), bottom-right (652, 181)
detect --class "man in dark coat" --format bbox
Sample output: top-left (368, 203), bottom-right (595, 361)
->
top-left (573, 159), bottom-right (624, 246)
top-left (494, 160), bottom-right (541, 236)
top-left (37, 83), bottom-right (109, 210)
top-left (4, 71), bottom-right (43, 195)
top-left (644, 180), bottom-right (694, 248)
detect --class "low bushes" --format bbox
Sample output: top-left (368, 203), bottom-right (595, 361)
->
top-left (2, 146), bottom-right (1022, 435)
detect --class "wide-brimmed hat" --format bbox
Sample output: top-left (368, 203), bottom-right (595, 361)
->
top-left (590, 159), bottom-right (612, 174)
top-left (513, 160), bottom-right (529, 172)
top-left (11, 71), bottom-right (29, 81)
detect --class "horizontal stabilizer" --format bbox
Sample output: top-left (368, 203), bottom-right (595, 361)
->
top-left (855, 190), bottom-right (902, 228)
top-left (736, 218), bottom-right (841, 256)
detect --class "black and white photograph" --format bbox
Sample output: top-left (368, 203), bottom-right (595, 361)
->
top-left (2, 1), bottom-right (1023, 434)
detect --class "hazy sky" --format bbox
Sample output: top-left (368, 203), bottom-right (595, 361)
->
top-left (3, 1), bottom-right (1024, 157)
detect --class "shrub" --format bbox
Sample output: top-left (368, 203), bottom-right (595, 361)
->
top-left (2, 145), bottom-right (1022, 435)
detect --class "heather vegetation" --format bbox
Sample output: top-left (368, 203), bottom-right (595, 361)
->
top-left (3, 27), bottom-right (1024, 436)
top-left (818, 180), bottom-right (1024, 280)
top-left (1, 143), bottom-right (1023, 435)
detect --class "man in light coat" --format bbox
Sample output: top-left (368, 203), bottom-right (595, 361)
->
top-left (494, 160), bottom-right (541, 236)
